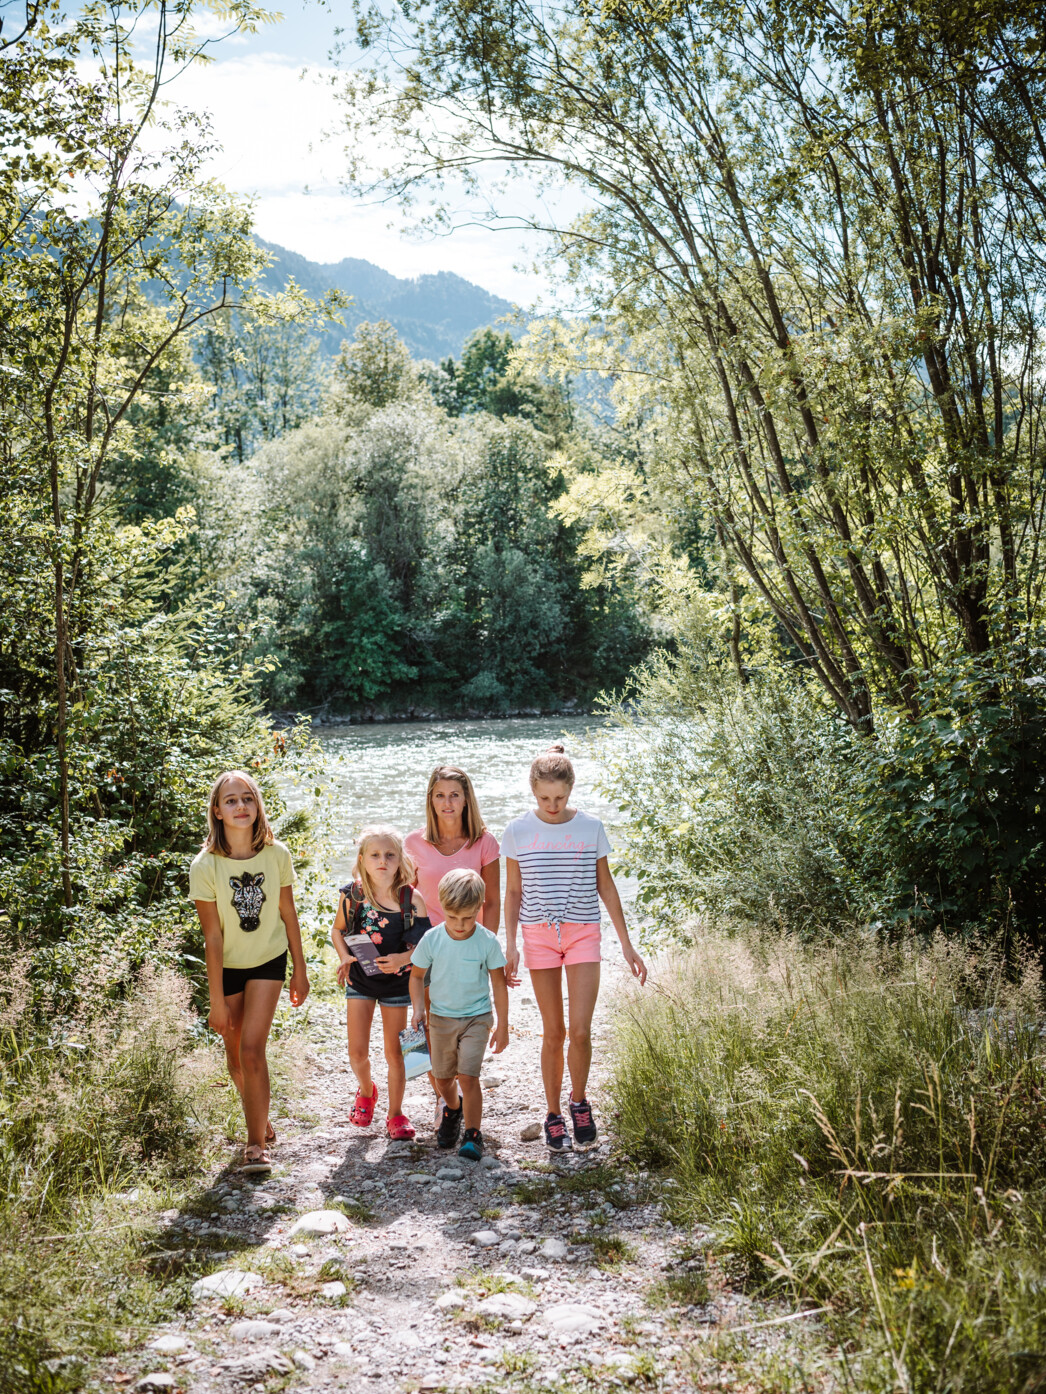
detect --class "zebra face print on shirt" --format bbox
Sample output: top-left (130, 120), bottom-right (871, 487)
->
top-left (229, 871), bottom-right (266, 932)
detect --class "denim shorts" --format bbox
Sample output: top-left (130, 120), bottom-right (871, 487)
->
top-left (344, 986), bottom-right (411, 1007)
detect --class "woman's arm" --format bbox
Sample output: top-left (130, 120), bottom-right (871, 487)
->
top-left (195, 900), bottom-right (230, 1034)
top-left (595, 856), bottom-right (647, 984)
top-left (503, 858), bottom-right (522, 984)
top-left (481, 861), bottom-right (501, 936)
top-left (279, 884), bottom-right (310, 1007)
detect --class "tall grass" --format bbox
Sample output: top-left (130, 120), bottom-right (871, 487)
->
top-left (0, 962), bottom-right (214, 1387)
top-left (611, 931), bottom-right (1046, 1393)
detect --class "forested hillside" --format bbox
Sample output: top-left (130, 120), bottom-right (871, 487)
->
top-left (255, 239), bottom-right (516, 360)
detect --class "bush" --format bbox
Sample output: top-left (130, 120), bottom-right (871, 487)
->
top-left (610, 931), bottom-right (1046, 1393)
top-left (594, 644), bottom-right (1046, 943)
top-left (591, 653), bottom-right (870, 937)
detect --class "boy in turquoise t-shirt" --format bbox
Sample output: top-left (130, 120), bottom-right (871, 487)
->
top-left (409, 867), bottom-right (509, 1160)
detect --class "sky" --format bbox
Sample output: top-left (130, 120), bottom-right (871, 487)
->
top-left (164, 0), bottom-right (558, 305)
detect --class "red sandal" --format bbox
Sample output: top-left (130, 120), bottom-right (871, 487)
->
top-left (386, 1114), bottom-right (415, 1141)
top-left (350, 1084), bottom-right (378, 1127)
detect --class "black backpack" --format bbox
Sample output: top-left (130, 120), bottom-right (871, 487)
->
top-left (338, 880), bottom-right (415, 938)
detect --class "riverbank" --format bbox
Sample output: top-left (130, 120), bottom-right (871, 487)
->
top-left (274, 702), bottom-right (590, 729)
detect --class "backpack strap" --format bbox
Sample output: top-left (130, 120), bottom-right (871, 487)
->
top-left (338, 881), bottom-right (365, 936)
top-left (399, 883), bottom-right (414, 938)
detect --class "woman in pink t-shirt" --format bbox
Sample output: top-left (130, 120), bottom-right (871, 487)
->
top-left (404, 766), bottom-right (501, 932)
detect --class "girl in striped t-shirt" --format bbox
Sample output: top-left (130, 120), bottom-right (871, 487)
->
top-left (502, 744), bottom-right (646, 1153)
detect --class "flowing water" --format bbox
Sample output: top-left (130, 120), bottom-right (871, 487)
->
top-left (313, 715), bottom-right (635, 905)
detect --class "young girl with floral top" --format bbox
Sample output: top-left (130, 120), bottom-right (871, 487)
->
top-left (331, 825), bottom-right (431, 1139)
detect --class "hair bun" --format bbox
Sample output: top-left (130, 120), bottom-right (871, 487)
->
top-left (546, 742), bottom-right (566, 754)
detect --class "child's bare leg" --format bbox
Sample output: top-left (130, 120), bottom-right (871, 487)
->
top-left (347, 999), bottom-right (377, 1098)
top-left (381, 1005), bottom-right (408, 1117)
top-left (222, 992), bottom-right (246, 1097)
top-left (458, 1074), bottom-right (483, 1131)
top-left (238, 979), bottom-right (283, 1149)
top-left (529, 966), bottom-right (566, 1114)
top-left (564, 962), bottom-right (601, 1103)
top-left (436, 1075), bottom-right (461, 1111)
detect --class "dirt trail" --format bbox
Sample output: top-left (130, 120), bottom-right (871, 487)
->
top-left (119, 972), bottom-right (798, 1393)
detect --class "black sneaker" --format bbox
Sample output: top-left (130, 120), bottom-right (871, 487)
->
top-left (544, 1111), bottom-right (572, 1152)
top-left (437, 1102), bottom-right (463, 1150)
top-left (458, 1127), bottom-right (484, 1161)
top-left (568, 1096), bottom-right (598, 1150)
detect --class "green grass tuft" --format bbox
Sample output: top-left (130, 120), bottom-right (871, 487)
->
top-left (610, 929), bottom-right (1046, 1393)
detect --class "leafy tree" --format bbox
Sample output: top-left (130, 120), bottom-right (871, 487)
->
top-left (338, 0), bottom-right (1046, 730)
top-left (0, 0), bottom-right (317, 918)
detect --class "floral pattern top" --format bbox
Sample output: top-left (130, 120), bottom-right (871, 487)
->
top-left (340, 886), bottom-right (431, 1000)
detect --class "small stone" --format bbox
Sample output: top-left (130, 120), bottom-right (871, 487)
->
top-left (292, 1350), bottom-right (316, 1371)
top-left (469, 1229), bottom-right (501, 1247)
top-left (436, 1167), bottom-right (464, 1181)
top-left (540, 1237), bottom-right (568, 1260)
top-left (519, 1122), bottom-right (542, 1142)
top-left (265, 1308), bottom-right (294, 1323)
top-left (435, 1290), bottom-right (467, 1311)
top-left (476, 1292), bottom-right (537, 1320)
top-left (289, 1209), bottom-right (351, 1237)
top-left (320, 1280), bottom-right (348, 1298)
top-left (480, 1156), bottom-right (501, 1170)
top-left (190, 1269), bottom-right (264, 1300)
top-left (148, 1335), bottom-right (188, 1354)
top-left (332, 1341), bottom-right (356, 1358)
top-left (520, 1266), bottom-right (550, 1283)
top-left (543, 1303), bottom-right (606, 1336)
top-left (290, 1244), bottom-right (309, 1257)
top-left (517, 1241), bottom-right (537, 1255)
top-left (229, 1320), bottom-right (281, 1342)
top-left (221, 1347), bottom-right (294, 1380)
top-left (407, 1172), bottom-right (438, 1184)
top-left (136, 1375), bottom-right (175, 1392)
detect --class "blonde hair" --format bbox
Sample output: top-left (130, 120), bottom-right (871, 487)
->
top-left (438, 867), bottom-right (485, 914)
top-left (529, 743), bottom-right (575, 788)
top-left (424, 766), bottom-right (488, 847)
top-left (353, 825), bottom-right (416, 907)
top-left (202, 770), bottom-right (274, 856)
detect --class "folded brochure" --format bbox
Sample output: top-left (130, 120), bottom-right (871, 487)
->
top-left (399, 1024), bottom-right (431, 1080)
top-left (344, 933), bottom-right (383, 976)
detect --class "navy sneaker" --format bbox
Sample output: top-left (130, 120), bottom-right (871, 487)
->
top-left (459, 1127), bottom-right (484, 1161)
top-left (437, 1102), bottom-right (463, 1150)
top-left (568, 1096), bottom-right (598, 1150)
top-left (544, 1111), bottom-right (572, 1152)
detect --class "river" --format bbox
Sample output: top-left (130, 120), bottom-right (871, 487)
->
top-left (313, 716), bottom-right (636, 908)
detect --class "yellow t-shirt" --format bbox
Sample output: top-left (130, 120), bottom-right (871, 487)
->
top-left (189, 840), bottom-right (294, 969)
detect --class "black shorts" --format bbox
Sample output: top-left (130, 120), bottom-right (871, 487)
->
top-left (222, 951), bottom-right (287, 997)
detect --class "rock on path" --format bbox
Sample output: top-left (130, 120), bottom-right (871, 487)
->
top-left (105, 969), bottom-right (804, 1391)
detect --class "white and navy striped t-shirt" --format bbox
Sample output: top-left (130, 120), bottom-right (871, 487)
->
top-left (500, 810), bottom-right (611, 925)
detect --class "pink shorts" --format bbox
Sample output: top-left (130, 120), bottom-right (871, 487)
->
top-left (521, 921), bottom-right (602, 970)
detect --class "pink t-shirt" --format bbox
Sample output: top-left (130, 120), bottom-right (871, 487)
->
top-left (404, 828), bottom-right (501, 925)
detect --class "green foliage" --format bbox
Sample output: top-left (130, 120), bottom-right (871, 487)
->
top-left (211, 320), bottom-right (653, 713)
top-left (595, 641), bottom-right (1046, 943)
top-left (611, 930), bottom-right (1046, 1393)
top-left (592, 654), bottom-right (870, 938)
top-left (429, 327), bottom-right (574, 442)
top-left (860, 649), bottom-right (1046, 938)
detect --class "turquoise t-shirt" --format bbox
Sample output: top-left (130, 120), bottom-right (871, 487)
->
top-left (410, 923), bottom-right (506, 1018)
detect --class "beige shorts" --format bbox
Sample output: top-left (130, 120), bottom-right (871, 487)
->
top-left (428, 1012), bottom-right (493, 1079)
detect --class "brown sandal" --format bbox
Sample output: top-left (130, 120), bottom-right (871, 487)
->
top-left (239, 1145), bottom-right (272, 1175)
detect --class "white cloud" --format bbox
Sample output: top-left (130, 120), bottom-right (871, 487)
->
top-left (161, 51), bottom-right (556, 305)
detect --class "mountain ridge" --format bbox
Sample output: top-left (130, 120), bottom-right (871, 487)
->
top-left (256, 237), bottom-right (520, 360)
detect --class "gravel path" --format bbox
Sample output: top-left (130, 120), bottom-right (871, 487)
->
top-left (120, 972), bottom-right (802, 1393)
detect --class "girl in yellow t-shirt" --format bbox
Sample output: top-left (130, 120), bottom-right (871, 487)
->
top-left (190, 769), bottom-right (310, 1172)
